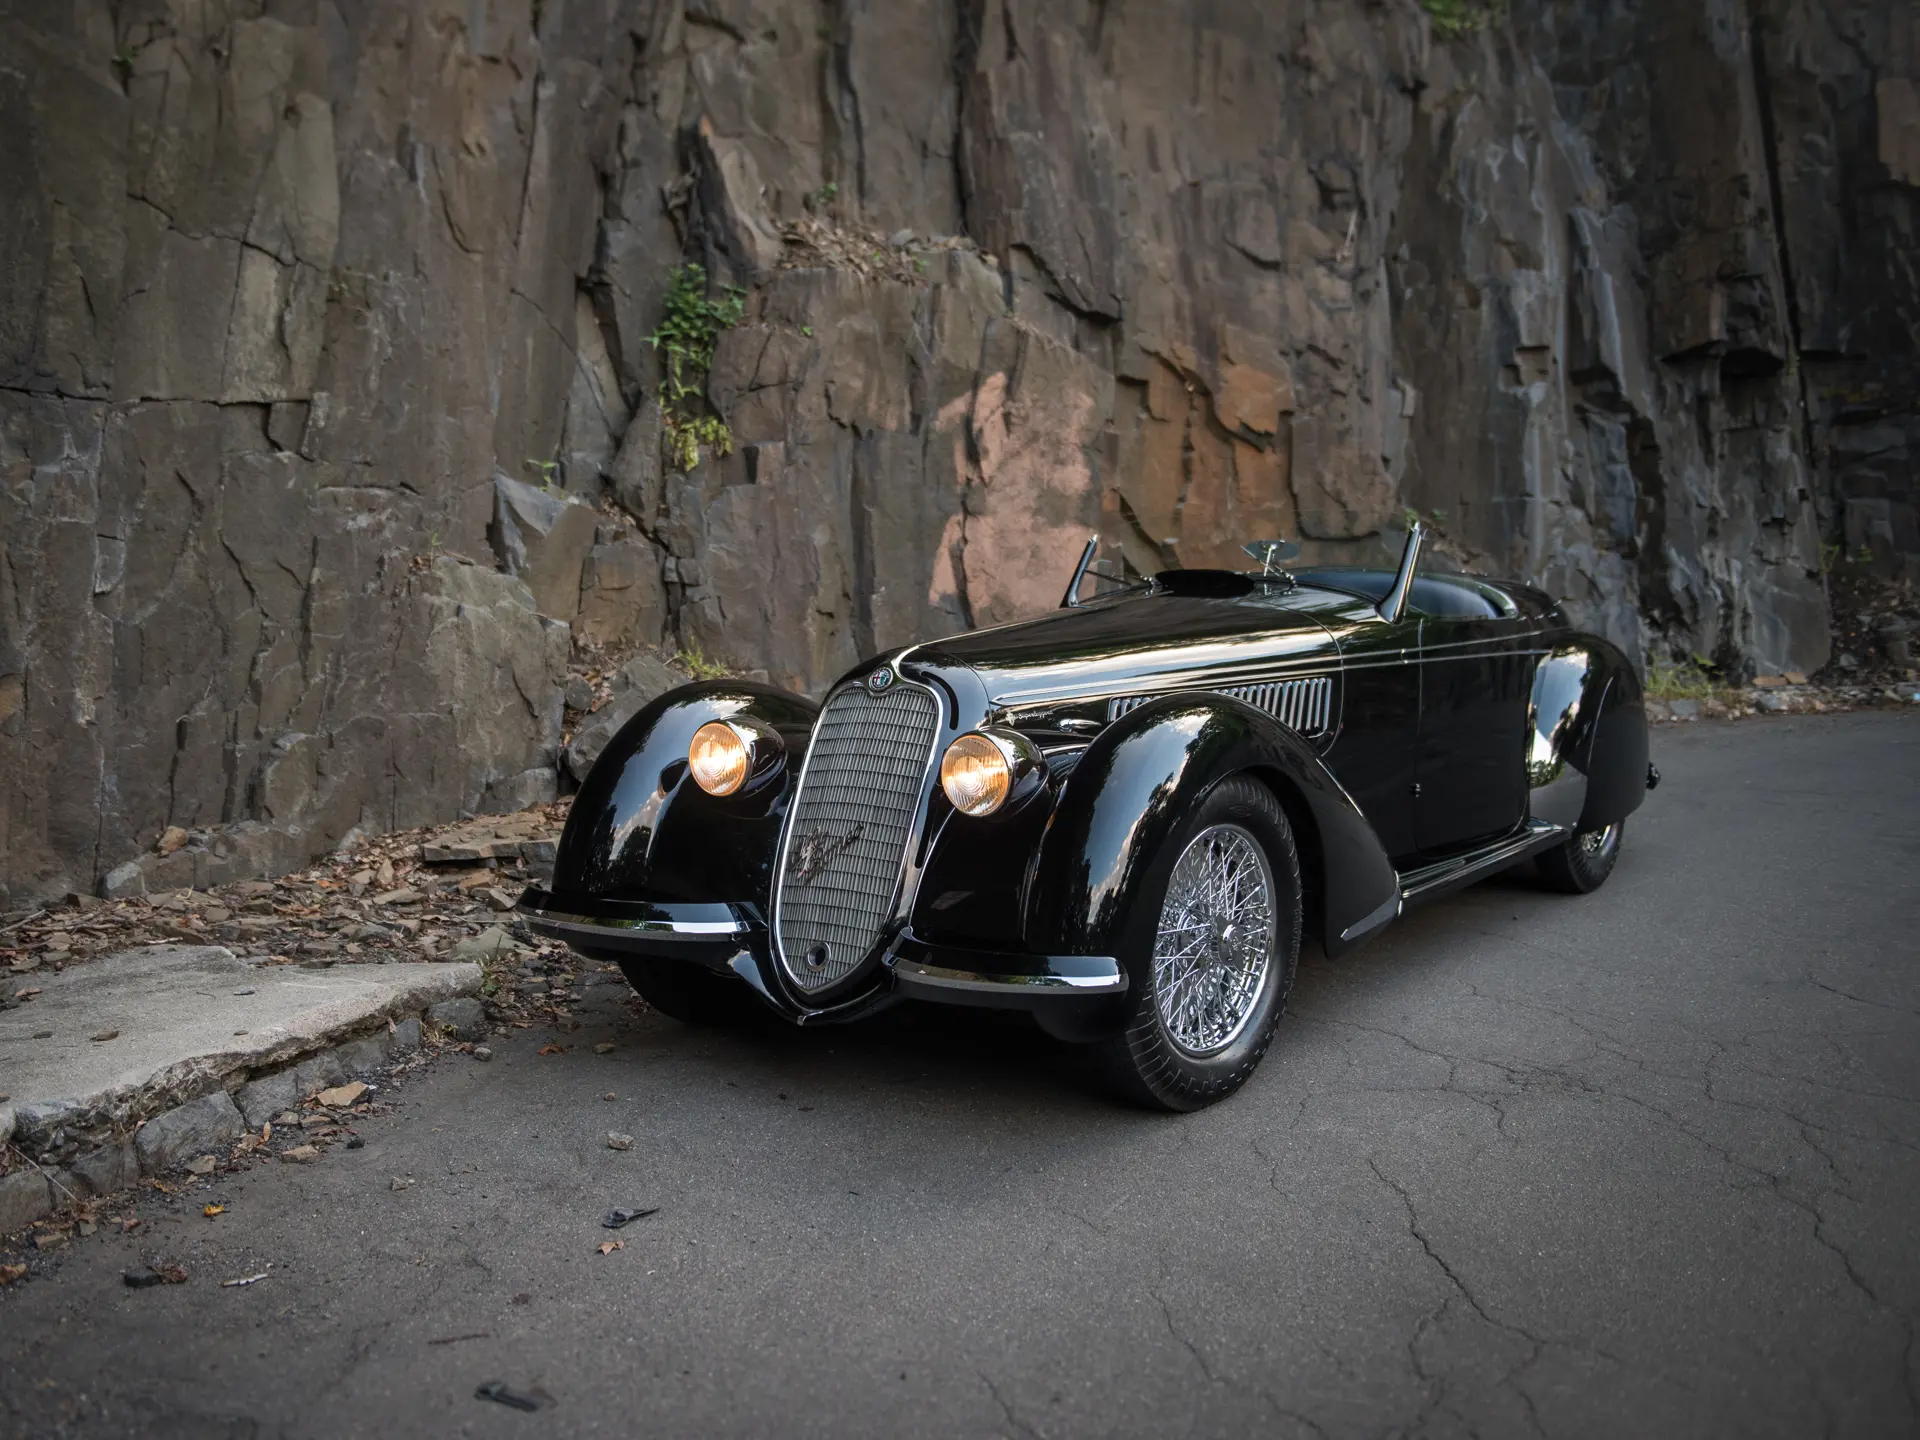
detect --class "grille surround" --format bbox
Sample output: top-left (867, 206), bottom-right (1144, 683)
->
top-left (773, 680), bottom-right (942, 993)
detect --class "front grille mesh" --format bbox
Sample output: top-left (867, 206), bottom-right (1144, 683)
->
top-left (776, 683), bottom-right (939, 991)
top-left (1106, 675), bottom-right (1333, 735)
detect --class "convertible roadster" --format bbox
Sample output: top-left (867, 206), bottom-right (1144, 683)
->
top-left (519, 524), bottom-right (1654, 1109)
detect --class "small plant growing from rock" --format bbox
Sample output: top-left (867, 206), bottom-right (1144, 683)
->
top-left (524, 458), bottom-right (561, 492)
top-left (1420, 0), bottom-right (1507, 39)
top-left (648, 263), bottom-right (746, 472)
top-left (675, 643), bottom-right (732, 681)
top-left (1645, 656), bottom-right (1723, 703)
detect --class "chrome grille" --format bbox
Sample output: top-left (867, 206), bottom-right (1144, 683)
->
top-left (1105, 676), bottom-right (1333, 735)
top-left (775, 682), bottom-right (940, 992)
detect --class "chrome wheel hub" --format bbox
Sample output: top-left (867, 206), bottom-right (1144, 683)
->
top-left (1580, 823), bottom-right (1619, 857)
top-left (1151, 823), bottom-right (1276, 1057)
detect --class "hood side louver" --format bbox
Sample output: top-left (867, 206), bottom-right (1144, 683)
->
top-left (1106, 675), bottom-right (1333, 737)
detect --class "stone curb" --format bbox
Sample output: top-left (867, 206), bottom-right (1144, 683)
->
top-left (0, 961), bottom-right (483, 1236)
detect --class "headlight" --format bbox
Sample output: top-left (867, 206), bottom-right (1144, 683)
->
top-left (688, 721), bottom-right (752, 796)
top-left (939, 730), bottom-right (1041, 817)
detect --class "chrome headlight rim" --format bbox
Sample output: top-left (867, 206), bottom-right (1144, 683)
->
top-left (939, 727), bottom-right (1045, 818)
top-left (687, 717), bottom-right (785, 797)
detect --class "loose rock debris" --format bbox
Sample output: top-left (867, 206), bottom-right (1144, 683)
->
top-left (605, 1133), bottom-right (634, 1152)
top-left (601, 1207), bottom-right (659, 1229)
top-left (123, 1264), bottom-right (188, 1288)
top-left (475, 1382), bottom-right (551, 1412)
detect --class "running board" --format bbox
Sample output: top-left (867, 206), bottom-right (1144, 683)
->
top-left (1396, 821), bottom-right (1568, 908)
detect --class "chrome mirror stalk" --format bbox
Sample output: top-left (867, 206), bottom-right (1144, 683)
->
top-left (1377, 520), bottom-right (1426, 623)
top-left (1060, 534), bottom-right (1098, 609)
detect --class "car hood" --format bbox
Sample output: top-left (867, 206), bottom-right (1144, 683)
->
top-left (904, 584), bottom-right (1355, 711)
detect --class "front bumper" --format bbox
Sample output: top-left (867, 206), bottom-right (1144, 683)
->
top-left (516, 887), bottom-right (1126, 1024)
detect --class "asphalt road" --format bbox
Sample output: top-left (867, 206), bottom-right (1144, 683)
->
top-left (4, 712), bottom-right (1917, 1439)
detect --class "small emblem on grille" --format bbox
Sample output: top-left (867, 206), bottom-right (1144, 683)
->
top-left (867, 667), bottom-right (893, 693)
top-left (790, 822), bottom-right (866, 886)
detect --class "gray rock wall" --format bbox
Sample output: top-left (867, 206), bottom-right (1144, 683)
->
top-left (2, 0), bottom-right (1914, 905)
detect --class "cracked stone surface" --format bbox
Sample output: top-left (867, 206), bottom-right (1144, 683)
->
top-left (7, 0), bottom-right (1918, 909)
top-left (0, 713), bottom-right (1915, 1436)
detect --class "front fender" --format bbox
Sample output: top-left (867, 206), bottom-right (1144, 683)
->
top-left (1023, 695), bottom-right (1400, 967)
top-left (550, 681), bottom-right (818, 911)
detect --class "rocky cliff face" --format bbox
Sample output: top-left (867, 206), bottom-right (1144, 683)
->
top-left (2, 0), bottom-right (1914, 905)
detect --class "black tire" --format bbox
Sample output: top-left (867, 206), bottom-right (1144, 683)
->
top-left (1535, 819), bottom-right (1625, 894)
top-left (1093, 776), bottom-right (1302, 1112)
top-left (617, 957), bottom-right (757, 1025)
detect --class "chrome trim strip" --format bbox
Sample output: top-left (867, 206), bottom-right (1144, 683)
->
top-left (1339, 649), bottom-right (1553, 672)
top-left (990, 652), bottom-right (1338, 708)
top-left (1339, 891), bottom-right (1401, 943)
top-left (1397, 820), bottom-right (1568, 904)
top-left (769, 678), bottom-right (947, 993)
top-left (891, 957), bottom-right (1128, 996)
top-left (523, 910), bottom-right (748, 939)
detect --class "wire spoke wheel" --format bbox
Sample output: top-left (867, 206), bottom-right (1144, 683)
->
top-left (1151, 823), bottom-right (1276, 1058)
top-left (1579, 823), bottom-right (1619, 858)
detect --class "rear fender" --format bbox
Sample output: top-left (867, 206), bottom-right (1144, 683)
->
top-left (550, 682), bottom-right (818, 910)
top-left (1580, 646), bottom-right (1650, 830)
top-left (1524, 639), bottom-right (1648, 832)
top-left (1023, 695), bottom-right (1399, 968)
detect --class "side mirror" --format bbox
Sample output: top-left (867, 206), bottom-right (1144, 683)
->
top-left (1377, 521), bottom-right (1425, 624)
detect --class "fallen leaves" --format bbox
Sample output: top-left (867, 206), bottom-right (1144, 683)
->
top-left (597, 1240), bottom-right (624, 1256)
top-left (538, 1044), bottom-right (567, 1056)
top-left (279, 1144), bottom-right (320, 1164)
top-left (0, 804), bottom-right (580, 987)
top-left (315, 1081), bottom-right (367, 1108)
top-left (184, 1155), bottom-right (217, 1177)
top-left (389, 1175), bottom-right (416, 1191)
top-left (203, 1204), bottom-right (225, 1218)
top-left (0, 1263), bottom-right (27, 1285)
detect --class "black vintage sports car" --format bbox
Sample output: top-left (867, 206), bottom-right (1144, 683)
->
top-left (519, 524), bottom-right (1655, 1110)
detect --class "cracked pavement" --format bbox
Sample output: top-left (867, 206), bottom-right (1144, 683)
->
top-left (2, 712), bottom-right (1916, 1438)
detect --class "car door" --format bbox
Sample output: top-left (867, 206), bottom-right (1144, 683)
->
top-left (1326, 617), bottom-right (1423, 866)
top-left (1412, 578), bottom-right (1532, 856)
